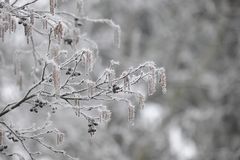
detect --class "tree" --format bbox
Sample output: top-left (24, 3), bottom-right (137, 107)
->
top-left (0, 0), bottom-right (166, 159)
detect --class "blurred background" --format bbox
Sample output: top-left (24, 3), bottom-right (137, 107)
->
top-left (1, 0), bottom-right (240, 159)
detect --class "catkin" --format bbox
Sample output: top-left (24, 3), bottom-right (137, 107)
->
top-left (30, 12), bottom-right (34, 25)
top-left (50, 0), bottom-right (56, 15)
top-left (56, 132), bottom-right (64, 145)
top-left (114, 26), bottom-right (121, 48)
top-left (0, 129), bottom-right (3, 145)
top-left (138, 94), bottom-right (145, 110)
top-left (87, 80), bottom-right (95, 97)
top-left (54, 22), bottom-right (63, 43)
top-left (52, 46), bottom-right (61, 96)
top-left (75, 99), bottom-right (80, 117)
top-left (100, 110), bottom-right (111, 122)
top-left (159, 68), bottom-right (167, 94)
top-left (147, 74), bottom-right (156, 96)
top-left (128, 104), bottom-right (135, 122)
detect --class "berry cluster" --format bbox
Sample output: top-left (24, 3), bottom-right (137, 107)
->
top-left (6, 132), bottom-right (18, 143)
top-left (65, 68), bottom-right (81, 76)
top-left (0, 145), bottom-right (7, 152)
top-left (51, 106), bottom-right (57, 113)
top-left (18, 17), bottom-right (27, 26)
top-left (74, 18), bottom-right (83, 27)
top-left (88, 119), bottom-right (98, 136)
top-left (30, 99), bottom-right (47, 113)
top-left (112, 84), bottom-right (121, 93)
top-left (64, 38), bottom-right (73, 45)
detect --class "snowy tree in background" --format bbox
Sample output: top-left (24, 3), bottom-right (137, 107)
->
top-left (0, 0), bottom-right (166, 159)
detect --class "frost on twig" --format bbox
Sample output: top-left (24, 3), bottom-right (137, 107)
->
top-left (0, 1), bottom-right (166, 159)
